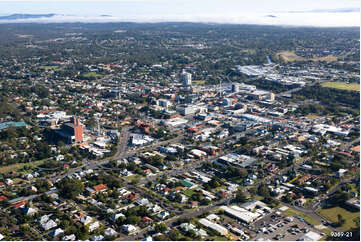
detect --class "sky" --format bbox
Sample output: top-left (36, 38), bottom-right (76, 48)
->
top-left (0, 0), bottom-right (359, 26)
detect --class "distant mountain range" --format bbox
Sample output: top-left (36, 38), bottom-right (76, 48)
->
top-left (0, 13), bottom-right (56, 20)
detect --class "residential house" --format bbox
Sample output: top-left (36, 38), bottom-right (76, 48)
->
top-left (105, 228), bottom-right (118, 237)
top-left (110, 213), bottom-right (125, 222)
top-left (80, 215), bottom-right (93, 225)
top-left (157, 211), bottom-right (170, 220)
top-left (90, 235), bottom-right (104, 241)
top-left (50, 228), bottom-right (64, 238)
top-left (89, 221), bottom-right (100, 232)
top-left (41, 219), bottom-right (57, 231)
top-left (122, 224), bottom-right (137, 234)
top-left (93, 184), bottom-right (108, 193)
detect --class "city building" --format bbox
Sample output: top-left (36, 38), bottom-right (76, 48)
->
top-left (54, 117), bottom-right (83, 144)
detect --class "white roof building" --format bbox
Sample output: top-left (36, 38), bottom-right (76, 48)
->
top-left (80, 215), bottom-right (93, 225)
top-left (220, 205), bottom-right (261, 224)
top-left (110, 213), bottom-right (125, 221)
top-left (198, 218), bottom-right (228, 236)
top-left (23, 207), bottom-right (38, 216)
top-left (38, 214), bottom-right (51, 224)
top-left (141, 236), bottom-right (153, 241)
top-left (89, 221), bottom-right (100, 232)
top-left (157, 211), bottom-right (170, 220)
top-left (206, 214), bottom-right (220, 221)
top-left (62, 234), bottom-right (76, 241)
top-left (90, 235), bottom-right (105, 241)
top-left (164, 117), bottom-right (188, 127)
top-left (136, 198), bottom-right (150, 206)
top-left (4, 178), bottom-right (13, 185)
top-left (105, 228), bottom-right (118, 237)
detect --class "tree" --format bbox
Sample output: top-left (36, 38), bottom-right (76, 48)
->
top-left (258, 184), bottom-right (271, 198)
top-left (186, 229), bottom-right (199, 239)
top-left (208, 177), bottom-right (221, 188)
top-left (126, 215), bottom-right (140, 225)
top-left (58, 178), bottom-right (84, 199)
top-left (337, 214), bottom-right (346, 227)
top-left (154, 223), bottom-right (168, 233)
top-left (169, 230), bottom-right (181, 241)
top-left (329, 190), bottom-right (351, 206)
top-left (282, 194), bottom-right (293, 203)
top-left (153, 234), bottom-right (169, 241)
top-left (235, 189), bottom-right (248, 203)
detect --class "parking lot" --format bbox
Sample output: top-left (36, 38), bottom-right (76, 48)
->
top-left (253, 213), bottom-right (323, 241)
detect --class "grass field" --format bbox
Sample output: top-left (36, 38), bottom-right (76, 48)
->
top-left (318, 207), bottom-right (359, 231)
top-left (282, 208), bottom-right (321, 226)
top-left (182, 189), bottom-right (196, 197)
top-left (82, 72), bottom-right (104, 78)
top-left (277, 51), bottom-right (305, 62)
top-left (251, 195), bottom-right (264, 201)
top-left (123, 174), bottom-right (140, 183)
top-left (40, 65), bottom-right (59, 71)
top-left (321, 82), bottom-right (360, 92)
top-left (276, 51), bottom-right (338, 63)
top-left (193, 80), bottom-right (206, 85)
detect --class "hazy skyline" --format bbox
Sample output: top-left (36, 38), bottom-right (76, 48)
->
top-left (0, 0), bottom-right (359, 26)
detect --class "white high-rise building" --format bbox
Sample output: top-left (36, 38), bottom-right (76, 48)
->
top-left (182, 72), bottom-right (192, 86)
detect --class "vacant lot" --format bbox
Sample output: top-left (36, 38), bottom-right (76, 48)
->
top-left (318, 206), bottom-right (359, 231)
top-left (321, 82), bottom-right (360, 92)
top-left (0, 159), bottom-right (45, 174)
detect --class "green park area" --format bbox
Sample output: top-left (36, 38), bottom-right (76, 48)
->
top-left (321, 82), bottom-right (360, 92)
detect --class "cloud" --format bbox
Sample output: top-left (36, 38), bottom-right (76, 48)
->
top-left (288, 8), bottom-right (360, 13)
top-left (0, 12), bottom-right (359, 27)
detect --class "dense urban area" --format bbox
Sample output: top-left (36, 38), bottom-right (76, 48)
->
top-left (0, 23), bottom-right (359, 241)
